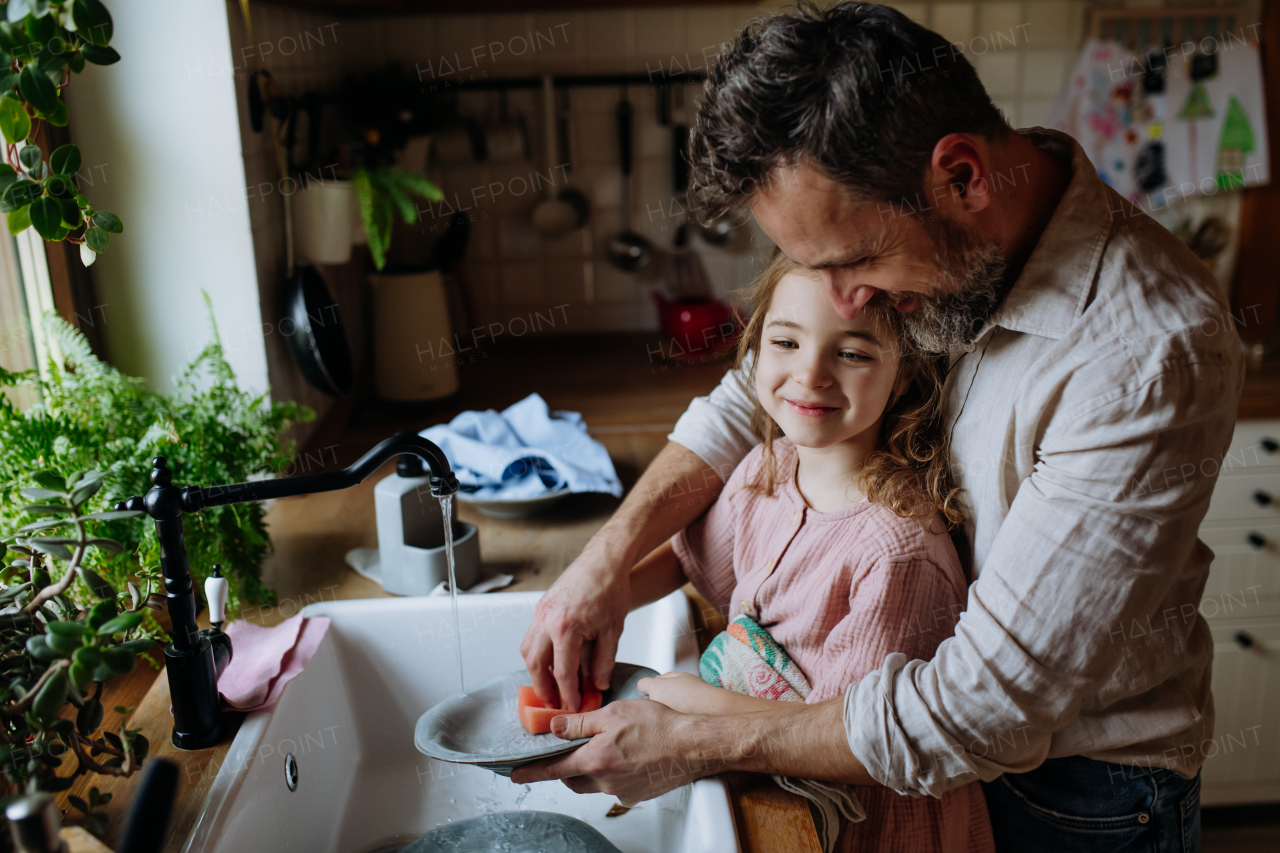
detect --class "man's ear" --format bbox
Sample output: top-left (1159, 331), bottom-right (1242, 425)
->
top-left (928, 133), bottom-right (994, 215)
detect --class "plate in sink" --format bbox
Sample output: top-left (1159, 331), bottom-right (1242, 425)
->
top-left (414, 662), bottom-right (656, 776)
top-left (456, 485), bottom-right (573, 518)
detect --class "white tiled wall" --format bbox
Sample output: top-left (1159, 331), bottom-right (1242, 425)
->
top-left (226, 1), bottom-right (1257, 442)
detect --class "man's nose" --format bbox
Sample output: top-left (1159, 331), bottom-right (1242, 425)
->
top-left (822, 270), bottom-right (877, 320)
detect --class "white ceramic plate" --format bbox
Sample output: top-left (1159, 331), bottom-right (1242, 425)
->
top-left (414, 663), bottom-right (657, 776)
top-left (456, 485), bottom-right (573, 518)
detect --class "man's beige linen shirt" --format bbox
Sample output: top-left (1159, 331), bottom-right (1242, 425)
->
top-left (668, 130), bottom-right (1246, 797)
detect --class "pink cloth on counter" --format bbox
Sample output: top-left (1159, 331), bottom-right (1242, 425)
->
top-left (672, 440), bottom-right (994, 853)
top-left (217, 615), bottom-right (331, 712)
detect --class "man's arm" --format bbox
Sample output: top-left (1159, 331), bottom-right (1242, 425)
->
top-left (521, 364), bottom-right (758, 711)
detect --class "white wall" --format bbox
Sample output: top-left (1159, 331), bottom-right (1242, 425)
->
top-left (63, 0), bottom-right (267, 395)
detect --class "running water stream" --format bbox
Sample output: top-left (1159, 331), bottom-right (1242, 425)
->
top-left (439, 494), bottom-right (466, 693)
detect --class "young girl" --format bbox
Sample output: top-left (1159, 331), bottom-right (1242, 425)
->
top-left (629, 251), bottom-right (994, 852)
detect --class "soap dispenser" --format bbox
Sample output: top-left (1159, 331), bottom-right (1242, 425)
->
top-left (373, 454), bottom-right (481, 596)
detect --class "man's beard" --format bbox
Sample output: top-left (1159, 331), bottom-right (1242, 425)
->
top-left (899, 218), bottom-right (1008, 354)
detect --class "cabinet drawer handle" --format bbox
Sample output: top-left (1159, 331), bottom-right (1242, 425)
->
top-left (1247, 532), bottom-right (1267, 548)
top-left (1253, 490), bottom-right (1273, 506)
top-left (1263, 438), bottom-right (1279, 454)
top-left (1234, 632), bottom-right (1255, 649)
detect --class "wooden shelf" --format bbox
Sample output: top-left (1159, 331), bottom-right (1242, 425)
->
top-left (254, 0), bottom-right (743, 17)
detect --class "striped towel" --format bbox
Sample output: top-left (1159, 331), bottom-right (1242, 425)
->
top-left (701, 615), bottom-right (865, 853)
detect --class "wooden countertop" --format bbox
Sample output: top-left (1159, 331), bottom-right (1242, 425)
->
top-left (64, 333), bottom-right (821, 852)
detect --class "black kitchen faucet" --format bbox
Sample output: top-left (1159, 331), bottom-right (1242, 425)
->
top-left (114, 433), bottom-right (458, 750)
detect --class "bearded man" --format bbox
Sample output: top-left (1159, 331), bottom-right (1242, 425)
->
top-left (512, 4), bottom-right (1242, 850)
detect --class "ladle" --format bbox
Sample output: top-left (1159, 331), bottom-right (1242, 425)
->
top-left (607, 88), bottom-right (653, 272)
top-left (531, 75), bottom-right (580, 238)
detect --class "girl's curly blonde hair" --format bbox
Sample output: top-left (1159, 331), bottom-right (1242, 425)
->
top-left (735, 250), bottom-right (966, 530)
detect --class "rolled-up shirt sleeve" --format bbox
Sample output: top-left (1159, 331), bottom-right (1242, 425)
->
top-left (844, 352), bottom-right (1239, 797)
top-left (669, 358), bottom-right (758, 480)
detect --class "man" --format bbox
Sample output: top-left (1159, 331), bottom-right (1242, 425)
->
top-left (512, 4), bottom-right (1243, 849)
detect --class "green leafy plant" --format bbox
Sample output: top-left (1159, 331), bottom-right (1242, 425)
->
top-left (352, 165), bottom-right (443, 270)
top-left (0, 0), bottom-right (123, 266)
top-left (0, 467), bottom-right (155, 834)
top-left (338, 64), bottom-right (449, 269)
top-left (0, 304), bottom-right (314, 616)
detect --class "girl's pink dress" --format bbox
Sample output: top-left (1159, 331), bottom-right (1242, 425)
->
top-left (672, 440), bottom-right (995, 853)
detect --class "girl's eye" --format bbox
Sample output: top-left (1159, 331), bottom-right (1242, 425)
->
top-left (769, 338), bottom-right (798, 350)
top-left (839, 350), bottom-right (872, 362)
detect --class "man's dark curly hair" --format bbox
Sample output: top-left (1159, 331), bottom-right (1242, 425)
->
top-left (688, 1), bottom-right (1008, 222)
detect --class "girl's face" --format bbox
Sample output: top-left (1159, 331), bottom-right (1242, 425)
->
top-left (755, 271), bottom-right (907, 451)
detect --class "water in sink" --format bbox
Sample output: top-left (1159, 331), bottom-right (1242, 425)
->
top-left (182, 592), bottom-right (738, 853)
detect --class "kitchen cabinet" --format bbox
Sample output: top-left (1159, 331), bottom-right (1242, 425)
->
top-left (1198, 418), bottom-right (1280, 805)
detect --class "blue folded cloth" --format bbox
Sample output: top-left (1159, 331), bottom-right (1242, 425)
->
top-left (420, 394), bottom-right (623, 500)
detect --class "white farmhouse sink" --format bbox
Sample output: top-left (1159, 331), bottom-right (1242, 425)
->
top-left (181, 591), bottom-right (739, 853)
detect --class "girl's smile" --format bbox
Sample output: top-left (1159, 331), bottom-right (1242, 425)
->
top-left (784, 399), bottom-right (841, 417)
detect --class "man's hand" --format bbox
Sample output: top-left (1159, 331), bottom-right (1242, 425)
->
top-left (509, 699), bottom-right (726, 805)
top-left (520, 547), bottom-right (631, 712)
top-left (509, 695), bottom-right (876, 801)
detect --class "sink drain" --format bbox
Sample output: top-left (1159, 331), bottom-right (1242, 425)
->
top-left (284, 753), bottom-right (299, 792)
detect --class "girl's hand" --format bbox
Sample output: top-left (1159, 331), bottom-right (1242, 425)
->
top-left (638, 671), bottom-right (762, 716)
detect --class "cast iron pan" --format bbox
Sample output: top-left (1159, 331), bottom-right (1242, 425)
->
top-left (282, 266), bottom-right (354, 397)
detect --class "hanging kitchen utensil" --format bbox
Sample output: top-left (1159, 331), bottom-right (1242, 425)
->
top-left (532, 75), bottom-right (581, 239)
top-left (607, 88), bottom-right (654, 272)
top-left (273, 102), bottom-right (355, 397)
top-left (482, 90), bottom-right (528, 163)
top-left (555, 85), bottom-right (591, 228)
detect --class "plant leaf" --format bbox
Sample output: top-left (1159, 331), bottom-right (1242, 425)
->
top-left (57, 196), bottom-right (80, 228)
top-left (39, 98), bottom-right (67, 126)
top-left (0, 94), bottom-right (29, 143)
top-left (49, 143), bottom-right (80, 175)
top-left (17, 143), bottom-right (40, 169)
top-left (18, 63), bottom-right (58, 116)
top-left (77, 567), bottom-right (115, 598)
top-left (7, 204), bottom-right (30, 235)
top-left (70, 0), bottom-right (112, 46)
top-left (96, 611), bottom-right (143, 635)
top-left (19, 503), bottom-right (70, 516)
top-left (79, 240), bottom-right (95, 266)
top-left (28, 196), bottom-right (62, 240)
top-left (16, 518), bottom-right (67, 533)
top-left (6, 0), bottom-right (39, 25)
top-left (92, 210), bottom-right (121, 233)
top-left (69, 476), bottom-right (102, 506)
top-left (84, 224), bottom-right (108, 252)
top-left (29, 540), bottom-right (72, 560)
top-left (83, 538), bottom-right (123, 554)
top-left (19, 487), bottom-right (64, 500)
top-left (79, 510), bottom-right (142, 522)
top-left (388, 167), bottom-right (444, 202)
top-left (79, 43), bottom-right (118, 65)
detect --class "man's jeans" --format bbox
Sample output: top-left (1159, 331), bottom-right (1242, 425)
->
top-left (982, 756), bottom-right (1201, 853)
